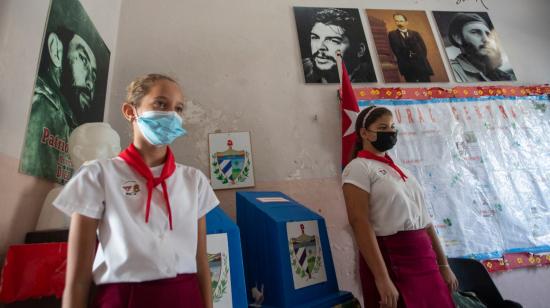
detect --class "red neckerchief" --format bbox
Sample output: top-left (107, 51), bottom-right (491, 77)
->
top-left (357, 150), bottom-right (408, 182)
top-left (119, 144), bottom-right (175, 230)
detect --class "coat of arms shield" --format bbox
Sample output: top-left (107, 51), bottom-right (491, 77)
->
top-left (286, 220), bottom-right (327, 289)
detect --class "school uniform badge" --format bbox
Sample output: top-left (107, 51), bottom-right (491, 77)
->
top-left (121, 180), bottom-right (140, 196)
top-left (377, 168), bottom-right (388, 176)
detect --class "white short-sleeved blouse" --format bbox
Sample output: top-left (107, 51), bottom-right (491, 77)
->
top-left (53, 157), bottom-right (219, 284)
top-left (342, 157), bottom-right (432, 236)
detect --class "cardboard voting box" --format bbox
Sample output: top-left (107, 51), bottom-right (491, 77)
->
top-left (206, 207), bottom-right (248, 308)
top-left (236, 192), bottom-right (353, 307)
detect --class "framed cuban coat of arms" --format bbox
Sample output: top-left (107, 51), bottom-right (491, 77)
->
top-left (208, 131), bottom-right (255, 190)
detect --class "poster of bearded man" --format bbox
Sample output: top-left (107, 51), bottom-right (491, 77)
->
top-left (432, 11), bottom-right (516, 83)
top-left (293, 7), bottom-right (377, 84)
top-left (19, 0), bottom-right (110, 184)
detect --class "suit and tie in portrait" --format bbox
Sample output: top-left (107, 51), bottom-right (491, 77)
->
top-left (366, 10), bottom-right (448, 83)
top-left (388, 13), bottom-right (433, 82)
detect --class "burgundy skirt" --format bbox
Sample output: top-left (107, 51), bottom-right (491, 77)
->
top-left (93, 273), bottom-right (204, 308)
top-left (359, 229), bottom-right (455, 308)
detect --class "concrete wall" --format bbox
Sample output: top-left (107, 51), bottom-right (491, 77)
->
top-left (1, 0), bottom-right (550, 307)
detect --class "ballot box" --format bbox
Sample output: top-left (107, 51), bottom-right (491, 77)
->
top-left (236, 191), bottom-right (353, 308)
top-left (206, 206), bottom-right (248, 308)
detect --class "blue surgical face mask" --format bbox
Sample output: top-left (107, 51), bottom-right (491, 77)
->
top-left (135, 110), bottom-right (187, 146)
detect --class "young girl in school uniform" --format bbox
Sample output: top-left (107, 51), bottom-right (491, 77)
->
top-left (54, 74), bottom-right (218, 308)
top-left (342, 106), bottom-right (459, 308)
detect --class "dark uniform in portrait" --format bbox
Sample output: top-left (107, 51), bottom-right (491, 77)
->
top-left (388, 29), bottom-right (433, 82)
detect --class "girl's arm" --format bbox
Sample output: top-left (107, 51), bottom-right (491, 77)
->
top-left (342, 183), bottom-right (399, 308)
top-left (426, 224), bottom-right (459, 291)
top-left (196, 216), bottom-right (213, 308)
top-left (62, 213), bottom-right (99, 308)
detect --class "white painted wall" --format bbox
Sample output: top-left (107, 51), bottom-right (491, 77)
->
top-left (0, 0), bottom-right (51, 158)
top-left (1, 0), bottom-right (549, 307)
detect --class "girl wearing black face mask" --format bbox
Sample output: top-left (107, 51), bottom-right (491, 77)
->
top-left (341, 106), bottom-right (458, 308)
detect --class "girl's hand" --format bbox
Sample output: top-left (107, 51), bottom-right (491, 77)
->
top-left (439, 265), bottom-right (459, 291)
top-left (375, 277), bottom-right (399, 308)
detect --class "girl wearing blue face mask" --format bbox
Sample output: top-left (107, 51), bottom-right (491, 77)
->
top-left (54, 74), bottom-right (219, 308)
top-left (342, 106), bottom-right (458, 308)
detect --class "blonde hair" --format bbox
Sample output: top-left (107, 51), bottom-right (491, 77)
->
top-left (125, 73), bottom-right (177, 106)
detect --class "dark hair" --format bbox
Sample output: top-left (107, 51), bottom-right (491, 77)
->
top-left (312, 8), bottom-right (355, 34)
top-left (393, 13), bottom-right (408, 21)
top-left (351, 106), bottom-right (393, 158)
top-left (311, 9), bottom-right (364, 62)
top-left (448, 13), bottom-right (489, 47)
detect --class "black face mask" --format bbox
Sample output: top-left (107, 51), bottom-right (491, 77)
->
top-left (370, 131), bottom-right (397, 152)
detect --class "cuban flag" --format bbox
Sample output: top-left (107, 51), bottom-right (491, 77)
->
top-left (340, 62), bottom-right (360, 168)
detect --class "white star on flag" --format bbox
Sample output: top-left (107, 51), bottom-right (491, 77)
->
top-left (343, 108), bottom-right (358, 137)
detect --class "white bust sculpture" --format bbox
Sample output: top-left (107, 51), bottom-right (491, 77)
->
top-left (35, 122), bottom-right (121, 230)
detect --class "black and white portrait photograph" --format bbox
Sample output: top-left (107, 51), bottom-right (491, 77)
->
top-left (19, 0), bottom-right (111, 184)
top-left (294, 7), bottom-right (377, 84)
top-left (432, 11), bottom-right (516, 83)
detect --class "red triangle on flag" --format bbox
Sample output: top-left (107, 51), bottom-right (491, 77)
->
top-left (340, 62), bottom-right (360, 168)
